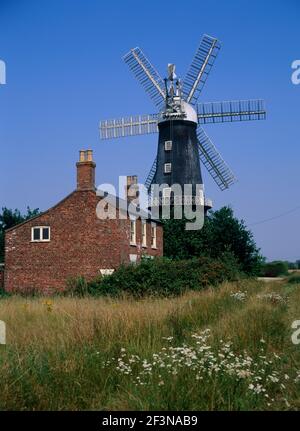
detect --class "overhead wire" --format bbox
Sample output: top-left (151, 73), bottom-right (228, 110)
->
top-left (249, 205), bottom-right (300, 227)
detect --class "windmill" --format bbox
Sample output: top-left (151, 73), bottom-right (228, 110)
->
top-left (100, 35), bottom-right (266, 210)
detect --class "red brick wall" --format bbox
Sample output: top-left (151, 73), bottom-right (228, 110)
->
top-left (4, 190), bottom-right (163, 293)
top-left (76, 161), bottom-right (96, 191)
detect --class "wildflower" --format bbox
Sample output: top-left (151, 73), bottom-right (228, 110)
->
top-left (104, 328), bottom-right (289, 406)
top-left (257, 293), bottom-right (286, 304)
top-left (230, 291), bottom-right (247, 301)
top-left (237, 370), bottom-right (252, 379)
top-left (162, 336), bottom-right (174, 342)
top-left (42, 299), bottom-right (54, 312)
top-left (268, 375), bottom-right (279, 383)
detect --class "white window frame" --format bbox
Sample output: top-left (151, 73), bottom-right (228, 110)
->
top-left (162, 187), bottom-right (172, 205)
top-left (151, 222), bottom-right (157, 249)
top-left (142, 221), bottom-right (147, 247)
top-left (129, 254), bottom-right (138, 264)
top-left (162, 187), bottom-right (172, 198)
top-left (164, 140), bottom-right (172, 151)
top-left (100, 269), bottom-right (115, 276)
top-left (130, 219), bottom-right (136, 245)
top-left (164, 163), bottom-right (172, 174)
top-left (31, 226), bottom-right (51, 242)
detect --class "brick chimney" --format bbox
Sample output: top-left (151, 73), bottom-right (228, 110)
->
top-left (76, 150), bottom-right (96, 191)
top-left (125, 175), bottom-right (139, 205)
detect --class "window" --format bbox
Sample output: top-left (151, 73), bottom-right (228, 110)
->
top-left (197, 188), bottom-right (205, 206)
top-left (164, 140), bottom-right (172, 151)
top-left (31, 226), bottom-right (50, 242)
top-left (141, 254), bottom-right (154, 260)
top-left (162, 187), bottom-right (172, 198)
top-left (164, 163), bottom-right (172, 174)
top-left (162, 187), bottom-right (172, 205)
top-left (130, 220), bottom-right (136, 245)
top-left (142, 221), bottom-right (147, 247)
top-left (151, 222), bottom-right (157, 248)
top-left (129, 254), bottom-right (138, 264)
top-left (100, 269), bottom-right (115, 276)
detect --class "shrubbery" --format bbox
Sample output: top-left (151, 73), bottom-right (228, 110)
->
top-left (65, 276), bottom-right (89, 297)
top-left (260, 261), bottom-right (289, 278)
top-left (84, 254), bottom-right (241, 298)
top-left (0, 286), bottom-right (9, 298)
top-left (0, 207), bottom-right (40, 263)
top-left (287, 273), bottom-right (300, 284)
top-left (163, 207), bottom-right (263, 276)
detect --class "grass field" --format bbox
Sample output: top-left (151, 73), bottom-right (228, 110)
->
top-left (0, 278), bottom-right (300, 410)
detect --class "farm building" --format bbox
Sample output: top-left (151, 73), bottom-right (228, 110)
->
top-left (4, 150), bottom-right (163, 293)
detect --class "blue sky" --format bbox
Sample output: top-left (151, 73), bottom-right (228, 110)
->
top-left (0, 0), bottom-right (299, 261)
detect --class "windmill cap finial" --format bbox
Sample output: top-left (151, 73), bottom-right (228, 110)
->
top-left (167, 64), bottom-right (176, 80)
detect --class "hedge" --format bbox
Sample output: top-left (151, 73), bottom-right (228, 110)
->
top-left (82, 254), bottom-right (241, 298)
top-left (260, 261), bottom-right (289, 278)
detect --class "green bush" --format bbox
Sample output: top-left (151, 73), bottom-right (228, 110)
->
top-left (287, 273), bottom-right (300, 284)
top-left (65, 276), bottom-right (89, 297)
top-left (86, 255), bottom-right (241, 298)
top-left (0, 286), bottom-right (10, 298)
top-left (163, 207), bottom-right (263, 276)
top-left (0, 207), bottom-right (41, 263)
top-left (260, 261), bottom-right (289, 278)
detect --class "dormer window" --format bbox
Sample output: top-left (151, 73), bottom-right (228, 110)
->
top-left (31, 227), bottom-right (50, 242)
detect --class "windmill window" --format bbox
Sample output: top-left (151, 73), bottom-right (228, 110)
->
top-left (31, 226), bottom-right (50, 242)
top-left (164, 163), bottom-right (172, 174)
top-left (130, 220), bottom-right (136, 245)
top-left (163, 187), bottom-right (172, 198)
top-left (164, 140), bottom-right (172, 151)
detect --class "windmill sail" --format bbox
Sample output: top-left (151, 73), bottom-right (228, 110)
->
top-left (197, 126), bottom-right (236, 191)
top-left (100, 114), bottom-right (159, 139)
top-left (123, 47), bottom-right (166, 108)
top-left (198, 99), bottom-right (266, 124)
top-left (183, 35), bottom-right (221, 106)
top-left (100, 34), bottom-right (266, 199)
top-left (144, 157), bottom-right (157, 190)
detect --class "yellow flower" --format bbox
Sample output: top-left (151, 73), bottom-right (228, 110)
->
top-left (42, 299), bottom-right (54, 312)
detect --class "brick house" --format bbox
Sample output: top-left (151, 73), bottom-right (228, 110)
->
top-left (4, 150), bottom-right (163, 293)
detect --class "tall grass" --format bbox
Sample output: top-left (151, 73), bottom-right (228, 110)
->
top-left (0, 279), bottom-right (300, 410)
